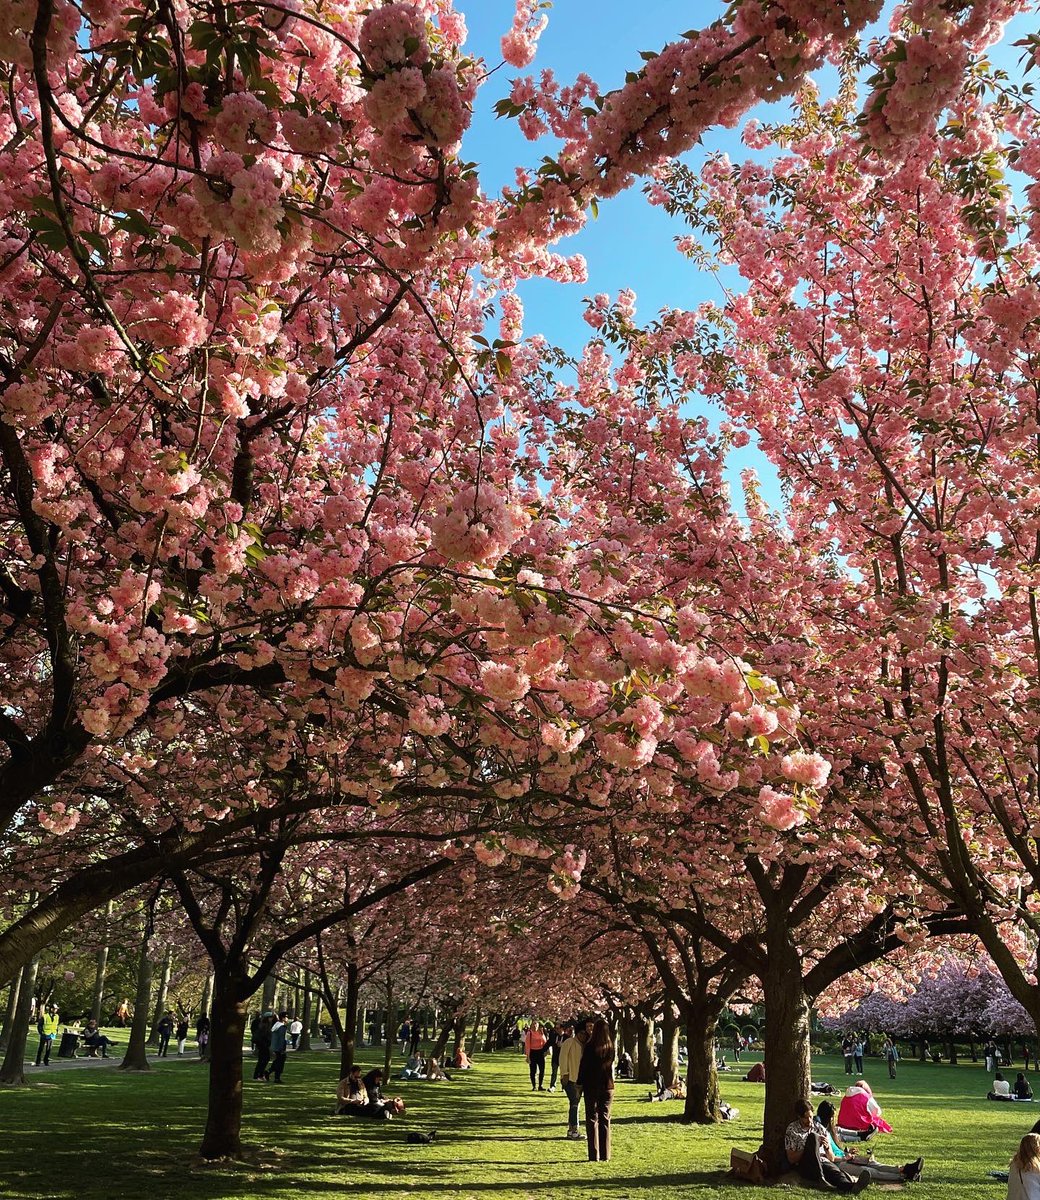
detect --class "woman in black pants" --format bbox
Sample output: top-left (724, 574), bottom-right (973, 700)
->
top-left (577, 1019), bottom-right (615, 1162)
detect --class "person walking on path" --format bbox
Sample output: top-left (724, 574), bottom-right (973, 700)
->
top-left (883, 1037), bottom-right (898, 1080)
top-left (269, 1013), bottom-right (289, 1082)
top-left (290, 1016), bottom-right (303, 1049)
top-left (156, 1011), bottom-right (174, 1057)
top-left (559, 1021), bottom-right (586, 1140)
top-left (853, 1038), bottom-right (865, 1075)
top-left (399, 1017), bottom-right (412, 1056)
top-left (577, 1018), bottom-right (615, 1162)
top-left (176, 1015), bottom-right (190, 1056)
top-left (525, 1021), bottom-right (549, 1091)
top-left (35, 1005), bottom-right (60, 1066)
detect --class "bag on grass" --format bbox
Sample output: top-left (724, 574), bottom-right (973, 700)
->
top-left (730, 1147), bottom-right (766, 1182)
top-left (407, 1129), bottom-right (437, 1144)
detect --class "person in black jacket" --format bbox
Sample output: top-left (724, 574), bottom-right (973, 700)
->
top-left (577, 1019), bottom-right (615, 1162)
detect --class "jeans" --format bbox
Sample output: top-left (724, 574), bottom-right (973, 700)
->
top-left (270, 1050), bottom-right (287, 1081)
top-left (529, 1048), bottom-right (546, 1088)
top-left (563, 1080), bottom-right (581, 1130)
top-left (854, 1054), bottom-right (863, 1073)
top-left (35, 1034), bottom-right (54, 1065)
top-left (157, 1031), bottom-right (171, 1057)
top-left (796, 1134), bottom-right (861, 1193)
top-left (584, 1088), bottom-right (612, 1161)
top-left (254, 1047), bottom-right (271, 1079)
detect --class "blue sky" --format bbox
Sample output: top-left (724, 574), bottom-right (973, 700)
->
top-left (451, 3), bottom-right (1035, 513)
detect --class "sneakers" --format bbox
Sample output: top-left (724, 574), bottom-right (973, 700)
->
top-left (902, 1157), bottom-right (924, 1182)
top-left (566, 1129), bottom-right (582, 1140)
top-left (850, 1177), bottom-right (871, 1193)
top-left (548, 1085), bottom-right (556, 1093)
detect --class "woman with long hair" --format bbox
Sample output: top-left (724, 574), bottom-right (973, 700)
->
top-left (576, 1018), bottom-right (615, 1162)
top-left (1008, 1133), bottom-right (1040, 1199)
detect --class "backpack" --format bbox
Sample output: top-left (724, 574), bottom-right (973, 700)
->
top-left (407, 1130), bottom-right (437, 1145)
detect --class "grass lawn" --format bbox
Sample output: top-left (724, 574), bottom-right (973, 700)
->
top-left (0, 1047), bottom-right (1029, 1198)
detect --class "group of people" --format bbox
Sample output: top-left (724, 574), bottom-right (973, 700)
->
top-left (991, 1072), bottom-right (1035, 1102)
top-left (250, 1011), bottom-right (302, 1083)
top-left (336, 1064), bottom-right (406, 1119)
top-left (522, 1017), bottom-right (618, 1162)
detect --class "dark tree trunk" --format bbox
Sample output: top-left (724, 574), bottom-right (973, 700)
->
top-left (451, 1012), bottom-right (467, 1059)
top-left (484, 1013), bottom-right (500, 1053)
top-left (918, 1040), bottom-right (927, 1062)
top-left (91, 903), bottom-right (113, 1023)
top-left (635, 1012), bottom-right (656, 1083)
top-left (382, 979), bottom-right (395, 1079)
top-left (431, 1016), bottom-right (453, 1062)
top-left (199, 969), bottom-right (248, 1160)
top-left (0, 957), bottom-right (39, 1085)
top-left (0, 971), bottom-right (22, 1053)
top-left (338, 962), bottom-right (359, 1078)
top-left (261, 973), bottom-right (277, 1013)
top-left (683, 999), bottom-right (722, 1123)
top-left (620, 1009), bottom-right (637, 1066)
top-left (299, 971), bottom-right (313, 1053)
top-left (760, 934), bottom-right (812, 1172)
top-left (969, 1039), bottom-right (977, 1062)
top-left (147, 944), bottom-right (172, 1046)
top-left (120, 930), bottom-right (152, 1071)
top-left (947, 1039), bottom-right (958, 1065)
top-left (658, 1006), bottom-right (680, 1086)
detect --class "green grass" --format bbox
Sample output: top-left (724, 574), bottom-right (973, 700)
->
top-left (0, 1047), bottom-right (1029, 1198)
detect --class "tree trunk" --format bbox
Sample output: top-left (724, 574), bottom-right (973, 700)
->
top-left (658, 1005), bottom-right (680, 1085)
top-left (431, 1016), bottom-right (453, 1062)
top-left (451, 1012), bottom-right (467, 1059)
top-left (683, 999), bottom-right (722, 1123)
top-left (468, 1009), bottom-right (482, 1055)
top-left (261, 973), bottom-right (277, 1013)
top-left (382, 979), bottom-right (395, 1079)
top-left (969, 1039), bottom-right (977, 1062)
top-left (120, 929), bottom-right (152, 1071)
top-left (0, 971), bottom-right (22, 1054)
top-left (146, 944), bottom-right (172, 1046)
top-left (91, 943), bottom-right (110, 1025)
top-left (200, 971), bottom-right (214, 1017)
top-left (620, 1009), bottom-right (637, 1067)
top-left (484, 1013), bottom-right (500, 1053)
top-left (299, 971), bottom-right (313, 1053)
top-left (355, 1003), bottom-right (366, 1047)
top-left (339, 962), bottom-right (359, 1078)
top-left (633, 1012), bottom-right (655, 1083)
top-left (199, 969), bottom-right (248, 1160)
top-left (0, 957), bottom-right (39, 1085)
top-left (311, 992), bottom-right (323, 1039)
top-left (947, 1039), bottom-right (958, 1065)
top-left (760, 938), bottom-right (812, 1172)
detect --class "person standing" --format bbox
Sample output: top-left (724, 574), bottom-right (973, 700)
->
top-left (842, 1036), bottom-right (854, 1076)
top-left (559, 1021), bottom-right (587, 1140)
top-left (269, 1012), bottom-right (289, 1082)
top-left (546, 1022), bottom-right (563, 1093)
top-left (156, 1010), bottom-right (174, 1057)
top-left (253, 1013), bottom-right (274, 1080)
top-left (733, 1032), bottom-right (741, 1063)
top-left (986, 1040), bottom-right (999, 1073)
top-left (196, 1013), bottom-right (210, 1059)
top-left (399, 1017), bottom-right (412, 1056)
top-left (882, 1036), bottom-right (898, 1080)
top-left (525, 1020), bottom-right (549, 1091)
top-left (35, 1004), bottom-right (60, 1066)
top-left (289, 1015), bottom-right (303, 1049)
top-left (853, 1037), bottom-right (865, 1075)
top-left (577, 1018), bottom-right (615, 1162)
top-left (410, 1022), bottom-right (422, 1056)
top-left (176, 1014), bottom-right (190, 1055)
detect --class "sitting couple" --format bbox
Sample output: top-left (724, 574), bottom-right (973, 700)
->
top-left (786, 1099), bottom-right (924, 1192)
top-left (336, 1066), bottom-right (406, 1119)
top-left (991, 1073), bottom-right (1034, 1102)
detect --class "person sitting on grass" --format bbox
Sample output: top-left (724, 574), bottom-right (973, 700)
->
top-left (992, 1072), bottom-right (1015, 1101)
top-left (336, 1065), bottom-right (367, 1114)
top-left (425, 1056), bottom-right (451, 1081)
top-left (743, 1061), bottom-right (765, 1083)
top-left (399, 1053), bottom-right (426, 1080)
top-left (452, 1046), bottom-right (473, 1070)
top-left (615, 1050), bottom-right (634, 1080)
top-left (838, 1079), bottom-right (893, 1135)
top-left (1007, 1132), bottom-right (1040, 1199)
top-left (785, 1099), bottom-right (871, 1193)
top-left (816, 1100), bottom-right (924, 1183)
top-left (1015, 1074), bottom-right (1034, 1101)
